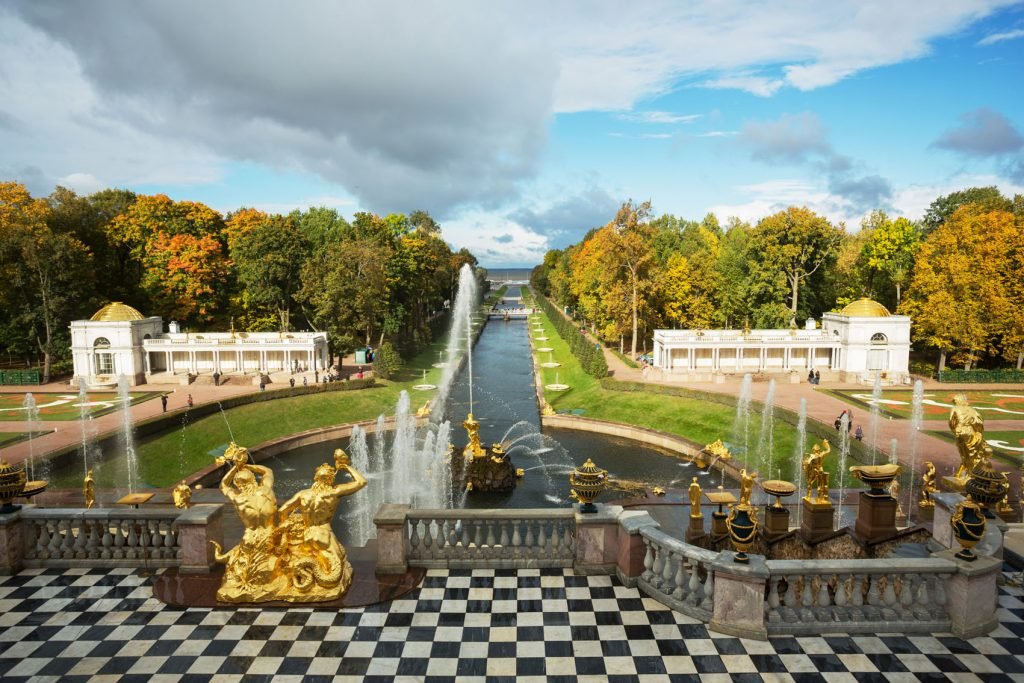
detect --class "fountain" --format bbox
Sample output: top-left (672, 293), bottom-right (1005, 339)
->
top-left (868, 373), bottom-right (883, 463)
top-left (21, 393), bottom-right (41, 481)
top-left (76, 379), bottom-right (99, 477)
top-left (793, 397), bottom-right (807, 526)
top-left (432, 350), bottom-right (447, 369)
top-left (117, 375), bottom-right (139, 495)
top-left (755, 378), bottom-right (776, 483)
top-left (540, 352), bottom-right (560, 368)
top-left (907, 379), bottom-right (924, 523)
top-left (834, 412), bottom-right (851, 527)
top-left (434, 264), bottom-right (478, 412)
top-left (412, 368), bottom-right (436, 391)
top-left (545, 371), bottom-right (569, 392)
top-left (731, 373), bottom-right (753, 466)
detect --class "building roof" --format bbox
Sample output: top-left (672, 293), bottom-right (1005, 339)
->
top-left (840, 298), bottom-right (891, 318)
top-left (90, 302), bottom-right (146, 322)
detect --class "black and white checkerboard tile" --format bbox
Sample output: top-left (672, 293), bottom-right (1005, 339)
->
top-left (1, 567), bottom-right (1022, 682)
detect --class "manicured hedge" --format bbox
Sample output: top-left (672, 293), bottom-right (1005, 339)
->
top-left (536, 296), bottom-right (609, 378)
top-left (938, 368), bottom-right (1024, 383)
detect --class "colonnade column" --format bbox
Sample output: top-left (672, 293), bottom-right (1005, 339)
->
top-left (166, 351), bottom-right (172, 375)
top-left (189, 351), bottom-right (196, 374)
top-left (759, 347), bottom-right (766, 371)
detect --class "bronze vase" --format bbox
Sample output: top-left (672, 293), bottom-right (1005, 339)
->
top-left (950, 496), bottom-right (987, 562)
top-left (726, 503), bottom-right (758, 563)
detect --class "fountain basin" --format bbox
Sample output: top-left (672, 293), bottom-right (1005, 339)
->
top-left (540, 362), bottom-right (561, 368)
top-left (537, 347), bottom-right (554, 353)
top-left (412, 384), bottom-right (437, 391)
top-left (535, 336), bottom-right (549, 341)
top-left (545, 383), bottom-right (570, 392)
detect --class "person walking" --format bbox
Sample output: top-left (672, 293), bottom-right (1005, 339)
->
top-left (855, 425), bottom-right (864, 441)
top-left (161, 394), bottom-right (168, 413)
top-left (259, 380), bottom-right (266, 392)
top-left (289, 377), bottom-right (295, 388)
top-left (814, 369), bottom-right (821, 385)
top-left (303, 376), bottom-right (308, 387)
top-left (187, 394), bottom-right (194, 409)
top-left (213, 371), bottom-right (220, 386)
top-left (808, 369), bottom-right (815, 384)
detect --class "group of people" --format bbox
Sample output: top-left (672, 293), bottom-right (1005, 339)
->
top-left (833, 409), bottom-right (865, 441)
top-left (807, 369), bottom-right (821, 385)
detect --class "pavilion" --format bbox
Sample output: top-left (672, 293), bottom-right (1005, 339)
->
top-left (70, 302), bottom-right (330, 386)
top-left (651, 297), bottom-right (911, 384)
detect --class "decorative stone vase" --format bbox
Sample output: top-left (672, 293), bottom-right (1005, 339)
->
top-left (965, 460), bottom-right (1008, 518)
top-left (0, 459), bottom-right (27, 514)
top-left (950, 496), bottom-right (987, 562)
top-left (849, 464), bottom-right (901, 497)
top-left (725, 502), bottom-right (758, 563)
top-left (569, 458), bottom-right (608, 513)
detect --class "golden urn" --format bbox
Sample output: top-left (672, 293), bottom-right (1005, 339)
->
top-left (725, 502), bottom-right (758, 564)
top-left (950, 496), bottom-right (987, 562)
top-left (964, 460), bottom-right (1008, 516)
top-left (0, 460), bottom-right (45, 513)
top-left (849, 463), bottom-right (901, 497)
top-left (569, 458), bottom-right (608, 513)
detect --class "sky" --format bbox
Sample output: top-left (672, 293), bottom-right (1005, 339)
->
top-left (2, 1), bottom-right (1023, 267)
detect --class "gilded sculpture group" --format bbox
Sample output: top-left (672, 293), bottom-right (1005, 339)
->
top-left (210, 443), bottom-right (366, 603)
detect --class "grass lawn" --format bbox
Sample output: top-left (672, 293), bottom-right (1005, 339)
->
top-left (527, 297), bottom-right (869, 488)
top-left (49, 320), bottom-right (473, 489)
top-left (0, 431), bottom-right (52, 449)
top-left (925, 429), bottom-right (1024, 464)
top-left (0, 391), bottom-right (164, 421)
top-left (826, 388), bottom-right (1024, 422)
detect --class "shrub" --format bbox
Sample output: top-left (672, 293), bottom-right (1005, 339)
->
top-left (373, 342), bottom-right (403, 380)
top-left (535, 294), bottom-right (608, 378)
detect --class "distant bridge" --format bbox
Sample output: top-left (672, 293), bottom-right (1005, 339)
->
top-left (487, 308), bottom-right (531, 319)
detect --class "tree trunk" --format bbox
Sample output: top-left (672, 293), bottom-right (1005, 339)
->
top-left (1017, 351), bottom-right (1023, 370)
top-left (631, 278), bottom-right (638, 359)
top-left (938, 349), bottom-right (946, 372)
top-left (789, 271), bottom-right (799, 319)
top-left (619, 335), bottom-right (623, 354)
top-left (895, 283), bottom-right (901, 307)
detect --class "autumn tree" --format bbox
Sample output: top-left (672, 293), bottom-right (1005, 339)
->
top-left (604, 200), bottom-right (657, 358)
top-left (900, 205), bottom-right (1021, 370)
top-left (748, 207), bottom-right (843, 326)
top-left (861, 212), bottom-right (920, 307)
top-left (921, 186), bottom-right (1011, 235)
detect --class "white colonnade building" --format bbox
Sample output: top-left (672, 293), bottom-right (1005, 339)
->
top-left (70, 302), bottom-right (329, 386)
top-left (651, 298), bottom-right (911, 384)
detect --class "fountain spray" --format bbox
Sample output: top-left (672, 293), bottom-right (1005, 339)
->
top-left (22, 393), bottom-right (39, 480)
top-left (794, 397), bottom-right (807, 527)
top-left (756, 378), bottom-right (776, 483)
top-left (869, 373), bottom-right (883, 464)
top-left (835, 412), bottom-right (851, 528)
top-left (118, 375), bottom-right (139, 495)
top-left (907, 379), bottom-right (924, 523)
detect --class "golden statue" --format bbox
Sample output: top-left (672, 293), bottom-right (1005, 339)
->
top-left (704, 439), bottom-right (732, 461)
top-left (738, 468), bottom-right (757, 507)
top-left (210, 443), bottom-right (367, 603)
top-left (172, 480), bottom-right (192, 509)
top-left (888, 478), bottom-right (904, 518)
top-left (949, 394), bottom-right (991, 480)
top-left (689, 477), bottom-right (703, 518)
top-left (803, 439), bottom-right (831, 503)
top-left (996, 493), bottom-right (1013, 516)
top-left (919, 461), bottom-right (938, 508)
top-left (541, 401), bottom-right (556, 416)
top-left (83, 469), bottom-right (95, 509)
top-left (463, 412), bottom-right (485, 459)
top-left (416, 401), bottom-right (431, 418)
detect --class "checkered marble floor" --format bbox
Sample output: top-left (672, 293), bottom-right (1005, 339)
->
top-left (0, 567), bottom-right (1022, 682)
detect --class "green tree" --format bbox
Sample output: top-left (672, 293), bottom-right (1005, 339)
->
top-left (713, 219), bottom-right (752, 328)
top-left (922, 186), bottom-right (1011, 235)
top-left (231, 214), bottom-right (311, 331)
top-left (748, 207), bottom-right (843, 326)
top-left (861, 212), bottom-right (920, 307)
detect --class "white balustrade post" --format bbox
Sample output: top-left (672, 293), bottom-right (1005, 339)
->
top-left (375, 504), bottom-right (411, 574)
top-left (0, 509), bottom-right (25, 574)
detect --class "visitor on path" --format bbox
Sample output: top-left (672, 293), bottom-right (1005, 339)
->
top-left (808, 369), bottom-right (815, 384)
top-left (187, 394), bottom-right (193, 409)
top-left (855, 425), bottom-right (864, 441)
top-left (259, 381), bottom-right (266, 392)
top-left (161, 394), bottom-right (168, 413)
top-left (314, 371), bottom-right (319, 383)
top-left (213, 371), bottom-right (220, 386)
top-left (289, 377), bottom-right (295, 388)
top-left (303, 376), bottom-right (308, 386)
top-left (834, 410), bottom-right (846, 431)
top-left (814, 370), bottom-right (821, 385)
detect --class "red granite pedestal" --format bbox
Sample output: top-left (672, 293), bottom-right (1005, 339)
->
top-left (854, 492), bottom-right (897, 542)
top-left (799, 498), bottom-right (834, 542)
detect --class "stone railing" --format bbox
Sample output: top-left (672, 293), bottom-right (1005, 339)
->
top-left (406, 508), bottom-right (576, 569)
top-left (762, 558), bottom-right (955, 636)
top-left (638, 527), bottom-right (717, 622)
top-left (0, 505), bottom-right (223, 575)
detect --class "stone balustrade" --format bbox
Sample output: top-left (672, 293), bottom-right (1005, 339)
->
top-left (0, 505), bottom-right (223, 574)
top-left (762, 558), bottom-right (955, 636)
top-left (405, 508), bottom-right (576, 569)
top-left (638, 527), bottom-right (717, 622)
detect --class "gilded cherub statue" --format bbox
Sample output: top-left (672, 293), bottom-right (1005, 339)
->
top-left (738, 468), bottom-right (757, 507)
top-left (919, 461), bottom-right (938, 508)
top-left (888, 478), bottom-right (904, 518)
top-left (689, 477), bottom-right (703, 518)
top-left (172, 480), bottom-right (192, 509)
top-left (949, 394), bottom-right (991, 480)
top-left (83, 469), bottom-right (95, 509)
top-left (803, 439), bottom-right (831, 503)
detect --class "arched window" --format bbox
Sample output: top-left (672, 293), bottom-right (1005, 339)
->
top-left (870, 333), bottom-right (887, 345)
top-left (93, 337), bottom-right (114, 374)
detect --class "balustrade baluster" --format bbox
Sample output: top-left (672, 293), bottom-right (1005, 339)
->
top-left (100, 520), bottom-right (114, 559)
top-left (651, 545), bottom-right (665, 589)
top-left (898, 574), bottom-right (915, 616)
top-left (783, 576), bottom-right (797, 615)
top-left (47, 520), bottom-right (62, 559)
top-left (511, 520), bottom-right (522, 556)
top-left (932, 575), bottom-right (948, 620)
top-left (867, 575), bottom-right (881, 606)
top-left (535, 521), bottom-right (547, 556)
top-left (882, 575), bottom-right (897, 609)
top-left (72, 519), bottom-right (88, 558)
top-left (485, 520), bottom-right (497, 548)
top-left (670, 554), bottom-right (686, 600)
top-left (421, 520), bottom-right (433, 559)
top-left (767, 576), bottom-right (782, 616)
top-left (524, 520), bottom-right (535, 550)
top-left (834, 574), bottom-right (849, 611)
top-left (641, 539), bottom-right (654, 582)
top-left (562, 522), bottom-right (574, 556)
top-left (700, 564), bottom-right (714, 612)
top-left (409, 520), bottom-right (421, 558)
top-left (548, 524), bottom-right (560, 559)
top-left (499, 520), bottom-right (510, 549)
top-left (86, 519), bottom-right (101, 559)
top-left (687, 561), bottom-right (701, 604)
top-left (112, 520), bottom-right (125, 558)
top-left (816, 575), bottom-right (832, 621)
top-left (660, 549), bottom-right (676, 595)
top-left (33, 521), bottom-right (48, 559)
top-left (60, 520), bottom-right (75, 559)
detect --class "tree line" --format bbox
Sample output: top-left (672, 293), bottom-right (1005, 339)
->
top-left (531, 187), bottom-right (1024, 372)
top-left (0, 181), bottom-right (479, 382)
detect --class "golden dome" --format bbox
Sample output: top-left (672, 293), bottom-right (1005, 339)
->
top-left (840, 298), bottom-right (891, 317)
top-left (90, 302), bottom-right (145, 322)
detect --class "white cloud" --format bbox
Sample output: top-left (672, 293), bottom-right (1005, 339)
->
top-left (977, 28), bottom-right (1024, 45)
top-left (444, 211), bottom-right (550, 266)
top-left (701, 75), bottom-right (784, 97)
top-left (617, 111), bottom-right (702, 124)
top-left (890, 173), bottom-right (1024, 220)
top-left (699, 130), bottom-right (739, 138)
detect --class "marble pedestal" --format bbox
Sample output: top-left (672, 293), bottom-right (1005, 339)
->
top-left (799, 498), bottom-right (833, 542)
top-left (853, 492), bottom-right (897, 542)
top-left (686, 514), bottom-right (706, 543)
top-left (763, 506), bottom-right (790, 538)
top-left (711, 511), bottom-right (728, 537)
